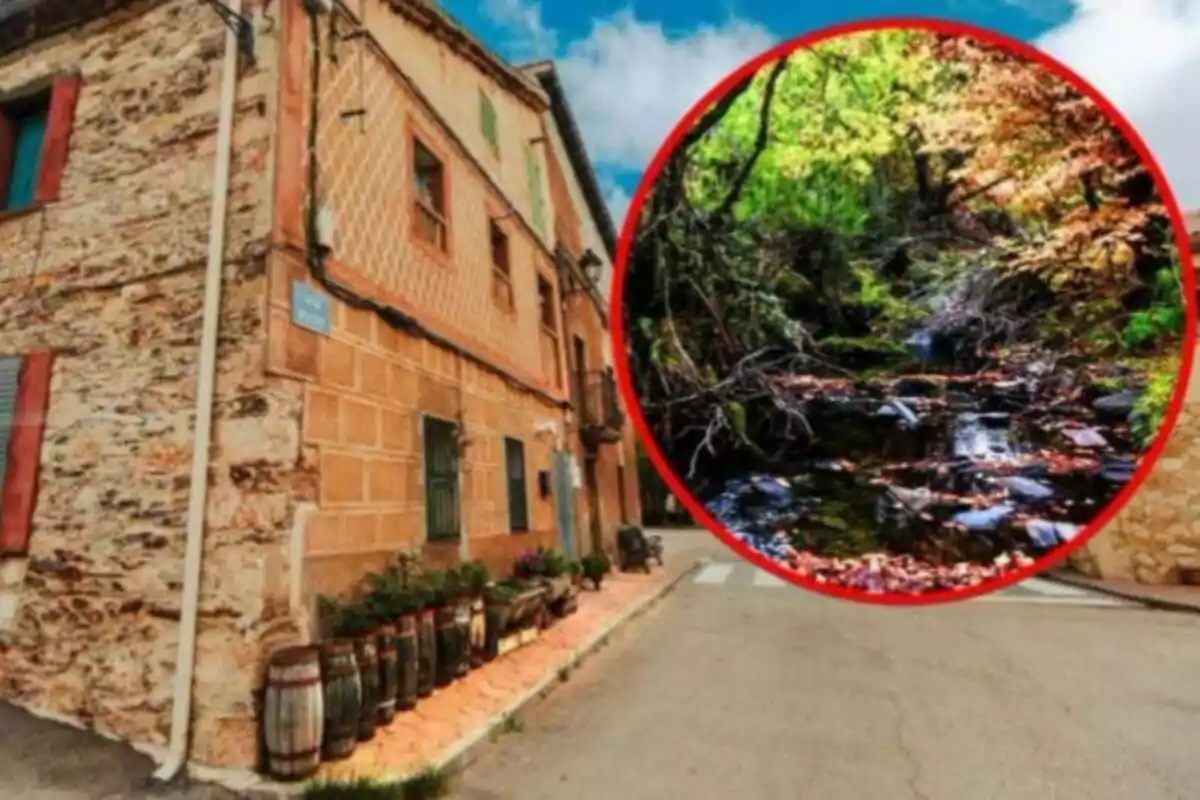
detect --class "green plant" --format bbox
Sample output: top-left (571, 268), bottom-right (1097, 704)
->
top-left (540, 547), bottom-right (570, 579)
top-left (318, 595), bottom-right (375, 639)
top-left (1132, 354), bottom-right (1178, 446)
top-left (303, 766), bottom-right (449, 799)
top-left (581, 553), bottom-right (610, 588)
top-left (416, 570), bottom-right (450, 608)
top-left (566, 559), bottom-right (582, 578)
top-left (460, 559), bottom-right (490, 597)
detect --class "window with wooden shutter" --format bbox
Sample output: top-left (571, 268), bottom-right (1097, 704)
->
top-left (423, 416), bottom-right (460, 541)
top-left (0, 73), bottom-right (81, 212)
top-left (504, 437), bottom-right (528, 533)
top-left (525, 144), bottom-right (545, 235)
top-left (0, 351), bottom-right (54, 556)
top-left (479, 90), bottom-right (498, 155)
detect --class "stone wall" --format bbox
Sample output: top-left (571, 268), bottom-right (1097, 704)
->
top-left (1070, 237), bottom-right (1200, 584)
top-left (0, 0), bottom-right (293, 766)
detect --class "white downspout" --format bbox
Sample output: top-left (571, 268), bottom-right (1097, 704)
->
top-left (154, 0), bottom-right (242, 781)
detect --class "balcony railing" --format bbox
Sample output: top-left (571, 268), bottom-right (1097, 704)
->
top-left (578, 369), bottom-right (624, 447)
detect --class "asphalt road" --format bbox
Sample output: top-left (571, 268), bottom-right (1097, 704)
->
top-left (452, 530), bottom-right (1200, 800)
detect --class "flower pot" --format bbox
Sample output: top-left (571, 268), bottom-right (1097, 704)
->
top-left (483, 603), bottom-right (507, 661)
top-left (453, 599), bottom-right (472, 678)
top-left (468, 597), bottom-right (486, 668)
top-left (352, 634), bottom-right (380, 742)
top-left (375, 624), bottom-right (399, 725)
top-left (434, 606), bottom-right (458, 687)
top-left (416, 609), bottom-right (436, 698)
top-left (395, 614), bottom-right (419, 711)
top-left (318, 640), bottom-right (360, 761)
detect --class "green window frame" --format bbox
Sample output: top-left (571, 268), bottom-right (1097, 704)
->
top-left (423, 416), bottom-right (461, 541)
top-left (525, 144), bottom-right (545, 235)
top-left (504, 437), bottom-right (528, 533)
top-left (3, 104), bottom-right (47, 211)
top-left (480, 90), bottom-right (498, 153)
top-left (0, 356), bottom-right (20, 525)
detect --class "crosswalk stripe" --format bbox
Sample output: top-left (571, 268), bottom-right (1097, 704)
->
top-left (1018, 577), bottom-right (1092, 597)
top-left (694, 563), bottom-right (736, 585)
top-left (689, 562), bottom-right (1130, 606)
top-left (752, 570), bottom-right (786, 588)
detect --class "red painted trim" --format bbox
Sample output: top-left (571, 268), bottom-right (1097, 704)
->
top-left (34, 73), bottom-right (81, 204)
top-left (274, 0), bottom-right (308, 246)
top-left (0, 351), bottom-right (54, 556)
top-left (608, 17), bottom-right (1199, 607)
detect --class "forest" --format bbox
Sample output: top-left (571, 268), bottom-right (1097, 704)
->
top-left (622, 30), bottom-right (1189, 594)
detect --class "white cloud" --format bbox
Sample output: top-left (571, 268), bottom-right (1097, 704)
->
top-left (482, 0), bottom-right (557, 60)
top-left (482, 3), bottom-right (775, 172)
top-left (600, 175), bottom-right (632, 230)
top-left (1036, 0), bottom-right (1200, 208)
top-left (555, 11), bottom-right (776, 171)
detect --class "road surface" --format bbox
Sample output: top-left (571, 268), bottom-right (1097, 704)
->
top-left (452, 530), bottom-right (1200, 800)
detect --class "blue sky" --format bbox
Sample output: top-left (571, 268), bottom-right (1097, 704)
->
top-left (441, 0), bottom-right (1200, 225)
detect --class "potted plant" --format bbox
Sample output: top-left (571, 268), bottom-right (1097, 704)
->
top-left (567, 558), bottom-right (583, 588)
top-left (411, 571), bottom-right (438, 698)
top-left (513, 548), bottom-right (547, 580)
top-left (445, 564), bottom-right (472, 679)
top-left (483, 580), bottom-right (519, 661)
top-left (540, 549), bottom-right (573, 619)
top-left (423, 569), bottom-right (458, 688)
top-left (360, 570), bottom-right (403, 725)
top-left (318, 596), bottom-right (380, 742)
top-left (461, 559), bottom-right (490, 668)
top-left (314, 596), bottom-right (364, 760)
top-left (581, 552), bottom-right (610, 590)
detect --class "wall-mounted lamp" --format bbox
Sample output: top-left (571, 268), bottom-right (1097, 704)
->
top-left (579, 249), bottom-right (603, 284)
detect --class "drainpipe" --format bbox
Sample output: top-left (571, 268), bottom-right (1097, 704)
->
top-left (154, 0), bottom-right (242, 781)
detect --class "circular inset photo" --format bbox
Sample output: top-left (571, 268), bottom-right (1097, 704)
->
top-left (613, 20), bottom-right (1196, 604)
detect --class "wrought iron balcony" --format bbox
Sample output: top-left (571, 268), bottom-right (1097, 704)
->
top-left (578, 369), bottom-right (624, 447)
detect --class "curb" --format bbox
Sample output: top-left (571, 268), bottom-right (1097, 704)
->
top-left (1041, 571), bottom-right (1200, 615)
top-left (431, 558), bottom-right (702, 781)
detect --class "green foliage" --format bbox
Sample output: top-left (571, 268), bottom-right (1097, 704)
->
top-left (581, 553), bottom-right (610, 587)
top-left (304, 768), bottom-right (448, 799)
top-left (1132, 354), bottom-right (1179, 447)
top-left (317, 595), bottom-right (376, 639)
top-left (1121, 260), bottom-right (1185, 351)
top-left (688, 30), bottom-right (951, 236)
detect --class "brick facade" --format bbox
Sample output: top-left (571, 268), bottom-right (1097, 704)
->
top-left (0, 0), bottom-right (640, 770)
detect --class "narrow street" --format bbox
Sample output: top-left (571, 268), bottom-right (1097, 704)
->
top-left (452, 531), bottom-right (1200, 800)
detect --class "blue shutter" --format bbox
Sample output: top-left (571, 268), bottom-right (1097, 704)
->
top-left (0, 356), bottom-right (20, 523)
top-left (4, 110), bottom-right (46, 210)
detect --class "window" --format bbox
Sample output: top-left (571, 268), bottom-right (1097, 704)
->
top-left (0, 75), bottom-right (81, 212)
top-left (412, 138), bottom-right (447, 251)
top-left (490, 220), bottom-right (513, 310)
top-left (479, 90), bottom-right (498, 155)
top-left (0, 352), bottom-right (54, 556)
top-left (537, 275), bottom-right (555, 333)
top-left (525, 144), bottom-right (545, 235)
top-left (423, 417), bottom-right (460, 541)
top-left (504, 437), bottom-right (528, 532)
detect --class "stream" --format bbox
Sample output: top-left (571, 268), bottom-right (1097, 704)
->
top-left (703, 341), bottom-right (1146, 594)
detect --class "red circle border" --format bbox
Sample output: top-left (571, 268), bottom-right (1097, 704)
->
top-left (608, 16), bottom-right (1199, 607)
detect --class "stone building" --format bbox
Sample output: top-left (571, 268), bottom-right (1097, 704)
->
top-left (0, 0), bottom-right (637, 774)
top-left (1068, 210), bottom-right (1200, 584)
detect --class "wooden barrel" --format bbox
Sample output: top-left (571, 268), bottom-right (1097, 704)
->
top-left (353, 635), bottom-right (380, 741)
top-left (376, 624), bottom-right (399, 725)
top-left (318, 640), bottom-right (360, 761)
top-left (416, 609), bottom-right (436, 697)
top-left (453, 601), bottom-right (471, 678)
top-left (434, 605), bottom-right (458, 687)
top-left (396, 614), bottom-right (419, 711)
top-left (262, 645), bottom-right (324, 781)
top-left (483, 604), bottom-right (504, 662)
top-left (468, 598), bottom-right (486, 668)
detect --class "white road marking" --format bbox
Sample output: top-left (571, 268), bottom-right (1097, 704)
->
top-left (690, 563), bottom-right (1131, 607)
top-left (752, 570), bottom-right (786, 588)
top-left (1018, 577), bottom-right (1093, 597)
top-left (694, 563), bottom-right (736, 585)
